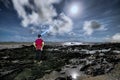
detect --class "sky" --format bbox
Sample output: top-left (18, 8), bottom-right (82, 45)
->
top-left (0, 0), bottom-right (120, 42)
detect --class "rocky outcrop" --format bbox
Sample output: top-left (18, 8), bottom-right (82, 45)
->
top-left (0, 43), bottom-right (120, 80)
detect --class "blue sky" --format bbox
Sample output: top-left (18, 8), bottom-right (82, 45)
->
top-left (0, 0), bottom-right (120, 42)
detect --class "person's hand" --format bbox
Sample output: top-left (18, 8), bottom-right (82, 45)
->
top-left (41, 48), bottom-right (43, 51)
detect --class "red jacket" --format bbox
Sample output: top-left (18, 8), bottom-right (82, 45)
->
top-left (35, 38), bottom-right (44, 50)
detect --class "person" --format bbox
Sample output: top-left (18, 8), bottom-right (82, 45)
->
top-left (33, 34), bottom-right (44, 64)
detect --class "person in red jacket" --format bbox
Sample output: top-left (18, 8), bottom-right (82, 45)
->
top-left (33, 34), bottom-right (44, 63)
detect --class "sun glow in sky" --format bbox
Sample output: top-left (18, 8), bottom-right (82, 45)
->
top-left (70, 4), bottom-right (79, 15)
top-left (66, 2), bottom-right (83, 18)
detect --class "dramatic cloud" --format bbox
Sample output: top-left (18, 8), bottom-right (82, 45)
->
top-left (49, 13), bottom-right (73, 35)
top-left (12, 0), bottom-right (73, 35)
top-left (12, 0), bottom-right (56, 27)
top-left (83, 20), bottom-right (106, 35)
top-left (106, 33), bottom-right (120, 42)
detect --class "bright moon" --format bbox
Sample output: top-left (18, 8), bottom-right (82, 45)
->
top-left (65, 2), bottom-right (83, 18)
top-left (70, 4), bottom-right (79, 15)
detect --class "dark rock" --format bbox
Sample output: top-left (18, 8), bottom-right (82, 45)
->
top-left (55, 77), bottom-right (66, 80)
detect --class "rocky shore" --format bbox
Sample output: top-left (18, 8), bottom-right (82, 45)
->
top-left (0, 43), bottom-right (120, 80)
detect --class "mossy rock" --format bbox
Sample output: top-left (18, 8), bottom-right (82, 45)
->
top-left (14, 68), bottom-right (32, 80)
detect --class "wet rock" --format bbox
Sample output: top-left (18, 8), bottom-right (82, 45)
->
top-left (71, 65), bottom-right (77, 68)
top-left (66, 76), bottom-right (72, 80)
top-left (12, 60), bottom-right (19, 63)
top-left (79, 65), bottom-right (86, 71)
top-left (2, 56), bottom-right (9, 59)
top-left (55, 77), bottom-right (66, 80)
top-left (60, 71), bottom-right (65, 74)
top-left (99, 53), bottom-right (105, 56)
top-left (39, 71), bottom-right (61, 80)
top-left (45, 70), bottom-right (52, 74)
top-left (0, 69), bottom-right (16, 77)
top-left (65, 65), bottom-right (72, 68)
top-left (14, 68), bottom-right (32, 80)
top-left (69, 59), bottom-right (80, 65)
top-left (102, 58), bottom-right (108, 64)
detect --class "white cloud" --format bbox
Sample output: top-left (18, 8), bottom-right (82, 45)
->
top-left (12, 0), bottom-right (73, 35)
top-left (106, 33), bottom-right (120, 42)
top-left (33, 0), bottom-right (58, 24)
top-left (12, 0), bottom-right (50, 27)
top-left (83, 20), bottom-right (106, 35)
top-left (12, 0), bottom-right (31, 27)
top-left (49, 13), bottom-right (73, 35)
